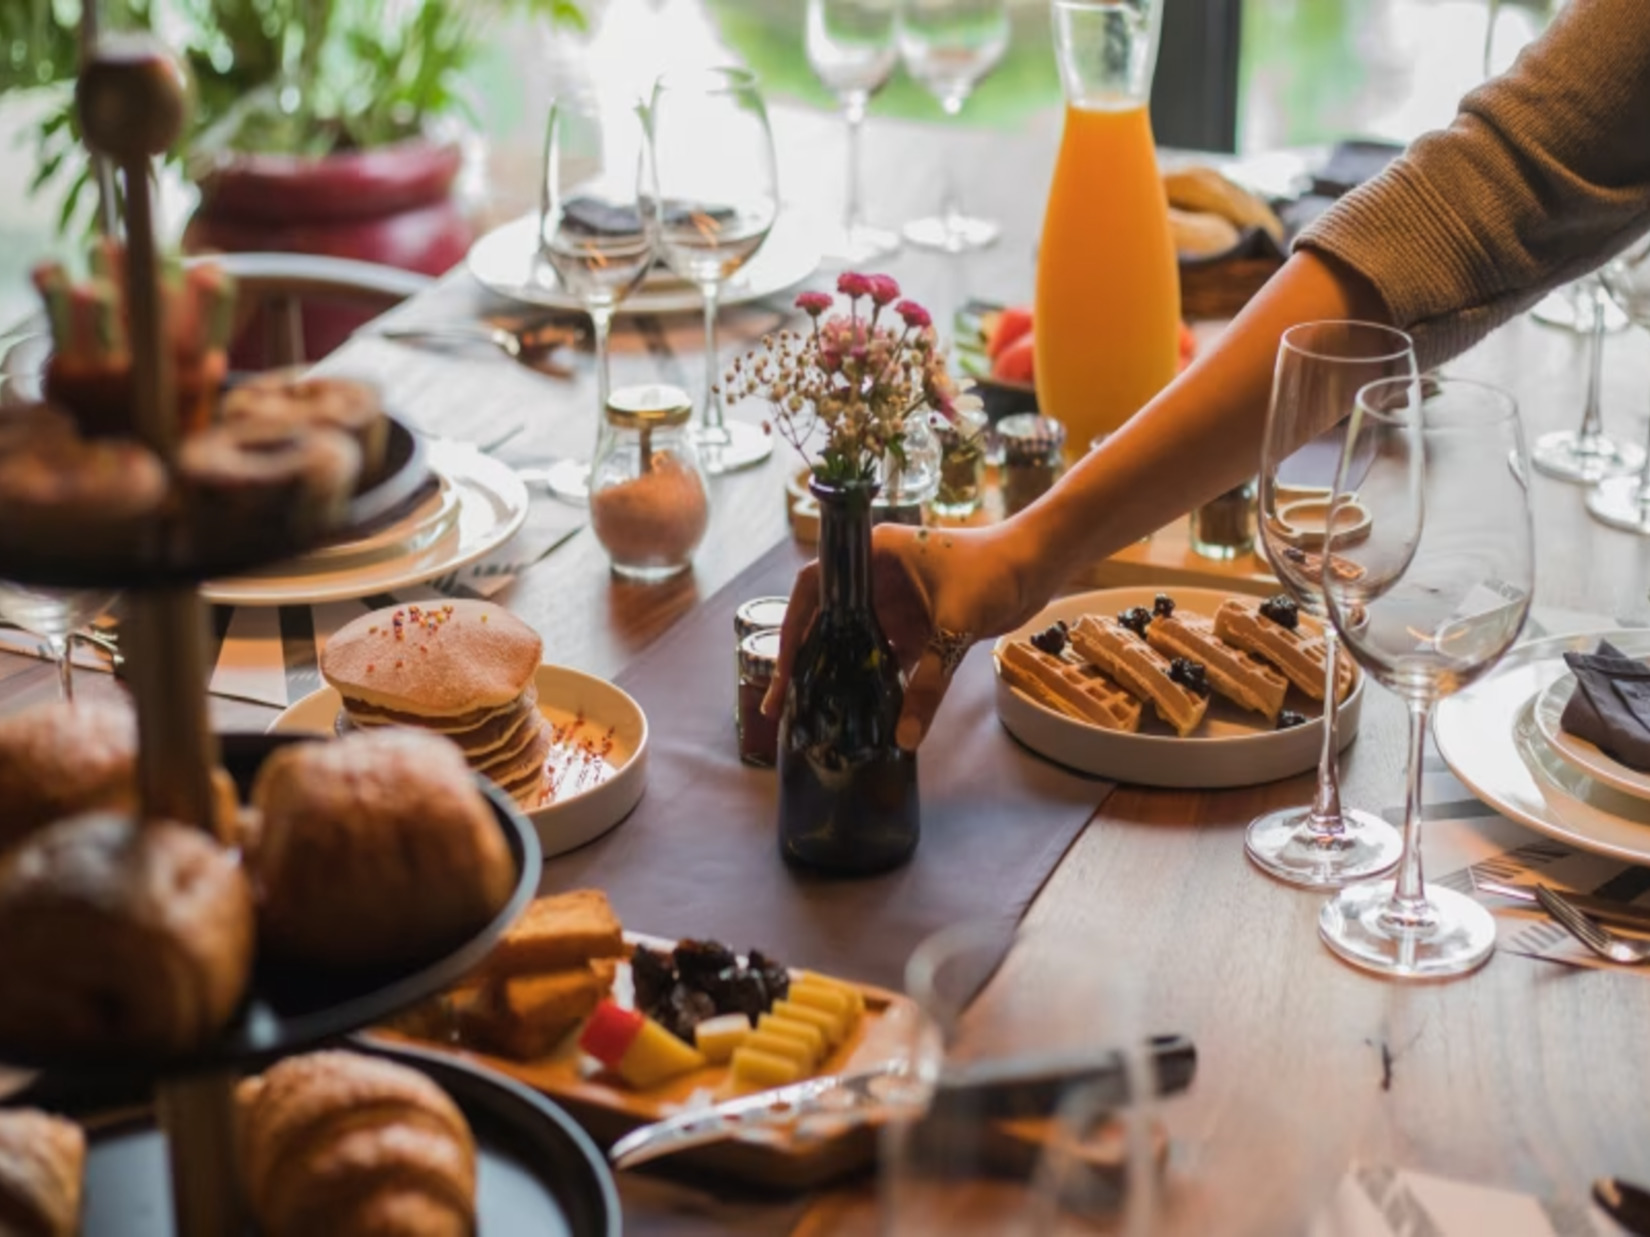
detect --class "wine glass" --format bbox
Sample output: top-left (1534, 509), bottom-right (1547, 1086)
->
top-left (1319, 376), bottom-right (1532, 980)
top-left (536, 90), bottom-right (656, 503)
top-left (1246, 322), bottom-right (1412, 890)
top-left (1591, 240), bottom-right (1650, 532)
top-left (648, 67), bottom-right (779, 475)
top-left (1527, 273), bottom-right (1643, 483)
top-left (897, 0), bottom-right (1009, 254)
top-left (807, 0), bottom-right (902, 265)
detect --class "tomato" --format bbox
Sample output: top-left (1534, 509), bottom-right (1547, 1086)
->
top-left (986, 305), bottom-right (1034, 360)
top-left (1177, 320), bottom-right (1197, 371)
top-left (992, 332), bottom-right (1036, 384)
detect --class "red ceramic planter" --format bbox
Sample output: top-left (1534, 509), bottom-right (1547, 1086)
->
top-left (184, 138), bottom-right (474, 363)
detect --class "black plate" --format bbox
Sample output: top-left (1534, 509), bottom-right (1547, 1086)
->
top-left (56, 1039), bottom-right (619, 1237)
top-left (0, 414), bottom-right (430, 589)
top-left (0, 732), bottom-right (540, 1078)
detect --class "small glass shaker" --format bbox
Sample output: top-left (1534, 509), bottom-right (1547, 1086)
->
top-left (1189, 477), bottom-right (1258, 560)
top-left (931, 404), bottom-right (989, 518)
top-left (589, 383), bottom-right (710, 580)
top-left (998, 413), bottom-right (1066, 516)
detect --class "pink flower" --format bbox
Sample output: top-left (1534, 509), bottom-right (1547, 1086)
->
top-left (795, 290), bottom-right (833, 317)
top-left (866, 274), bottom-right (901, 306)
top-left (895, 299), bottom-right (932, 330)
top-left (837, 271), bottom-right (872, 298)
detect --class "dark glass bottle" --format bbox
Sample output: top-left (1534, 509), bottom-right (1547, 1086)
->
top-left (778, 480), bottom-right (919, 873)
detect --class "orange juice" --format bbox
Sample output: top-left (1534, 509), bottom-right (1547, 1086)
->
top-left (1033, 103), bottom-right (1180, 456)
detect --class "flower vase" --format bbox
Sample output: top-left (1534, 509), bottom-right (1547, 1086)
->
top-left (778, 480), bottom-right (920, 874)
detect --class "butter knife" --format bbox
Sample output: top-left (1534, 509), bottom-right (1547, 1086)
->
top-left (607, 1033), bottom-right (1196, 1171)
top-left (1471, 878), bottom-right (1650, 934)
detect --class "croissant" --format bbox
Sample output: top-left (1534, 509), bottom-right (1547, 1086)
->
top-left (237, 1050), bottom-right (477, 1237)
top-left (0, 1108), bottom-right (85, 1237)
top-left (0, 813), bottom-right (255, 1058)
top-left (0, 698), bottom-right (136, 855)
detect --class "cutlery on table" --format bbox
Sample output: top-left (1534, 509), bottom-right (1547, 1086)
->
top-left (1533, 884), bottom-right (1650, 965)
top-left (1595, 1177), bottom-right (1650, 1236)
top-left (606, 1032), bottom-right (1196, 1171)
top-left (373, 320), bottom-right (579, 377)
top-left (1471, 877), bottom-right (1650, 935)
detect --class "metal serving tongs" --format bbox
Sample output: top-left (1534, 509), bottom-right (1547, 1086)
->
top-left (607, 1033), bottom-right (1197, 1171)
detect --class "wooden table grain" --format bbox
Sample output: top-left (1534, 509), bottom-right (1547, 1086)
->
top-left (6, 106), bottom-right (1650, 1232)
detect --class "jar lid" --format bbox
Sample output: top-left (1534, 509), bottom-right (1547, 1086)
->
top-left (739, 628), bottom-right (783, 679)
top-left (997, 412), bottom-right (1067, 445)
top-left (606, 383), bottom-right (693, 429)
top-left (735, 596), bottom-right (789, 642)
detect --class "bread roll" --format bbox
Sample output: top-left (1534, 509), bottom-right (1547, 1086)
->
top-left (237, 1050), bottom-right (476, 1237)
top-left (0, 814), bottom-right (254, 1058)
top-left (0, 1108), bottom-right (84, 1237)
top-left (0, 698), bottom-right (136, 854)
top-left (250, 731), bottom-right (514, 970)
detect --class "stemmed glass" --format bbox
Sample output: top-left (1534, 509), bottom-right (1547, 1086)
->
top-left (1590, 240), bottom-right (1650, 532)
top-left (1320, 376), bottom-right (1533, 979)
top-left (1245, 322), bottom-right (1411, 889)
top-left (536, 91), bottom-right (656, 503)
top-left (896, 0), bottom-right (1009, 253)
top-left (648, 67), bottom-right (779, 475)
top-left (1528, 273), bottom-right (1643, 483)
top-left (807, 0), bottom-right (902, 265)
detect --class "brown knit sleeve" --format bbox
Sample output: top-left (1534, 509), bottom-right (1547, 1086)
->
top-left (1294, 0), bottom-right (1650, 370)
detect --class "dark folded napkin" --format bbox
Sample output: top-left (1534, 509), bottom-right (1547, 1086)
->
top-left (1560, 640), bottom-right (1650, 771)
top-left (1310, 138), bottom-right (1404, 198)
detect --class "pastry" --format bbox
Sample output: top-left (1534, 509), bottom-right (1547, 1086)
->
top-left (0, 697), bottom-right (136, 854)
top-left (1069, 615), bottom-right (1208, 737)
top-left (1146, 611), bottom-right (1289, 721)
top-left (0, 419), bottom-right (166, 564)
top-left (0, 1108), bottom-right (85, 1237)
top-left (1213, 597), bottom-right (1352, 702)
top-left (0, 814), bottom-right (254, 1058)
top-left (997, 638), bottom-right (1143, 732)
top-left (457, 959), bottom-right (617, 1060)
top-left (250, 730), bottom-right (515, 970)
top-left (237, 1050), bottom-right (475, 1237)
top-left (222, 373), bottom-right (389, 484)
top-left (321, 601), bottom-right (548, 806)
top-left (468, 889), bottom-right (625, 982)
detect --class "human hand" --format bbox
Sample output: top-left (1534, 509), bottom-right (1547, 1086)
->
top-left (762, 522), bottom-right (1050, 751)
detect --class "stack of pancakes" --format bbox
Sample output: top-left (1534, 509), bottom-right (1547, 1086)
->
top-left (320, 600), bottom-right (549, 806)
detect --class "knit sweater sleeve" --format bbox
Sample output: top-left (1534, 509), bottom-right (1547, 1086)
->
top-left (1293, 0), bottom-right (1650, 370)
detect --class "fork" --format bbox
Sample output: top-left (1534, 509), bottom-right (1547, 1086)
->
top-left (1534, 884), bottom-right (1650, 964)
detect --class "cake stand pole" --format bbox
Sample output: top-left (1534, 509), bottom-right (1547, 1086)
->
top-left (154, 1071), bottom-right (241, 1236)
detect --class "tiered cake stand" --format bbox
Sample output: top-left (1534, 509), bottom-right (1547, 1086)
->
top-left (0, 34), bottom-right (597, 1236)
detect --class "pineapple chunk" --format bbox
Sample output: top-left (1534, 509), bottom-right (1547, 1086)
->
top-left (693, 1013), bottom-right (751, 1065)
top-left (743, 1029), bottom-right (815, 1070)
top-left (758, 1013), bottom-right (826, 1059)
top-left (731, 1045), bottom-right (803, 1091)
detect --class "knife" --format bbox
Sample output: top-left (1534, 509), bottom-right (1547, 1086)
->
top-left (1471, 878), bottom-right (1650, 934)
top-left (607, 1033), bottom-right (1196, 1171)
top-left (1595, 1177), bottom-right (1650, 1236)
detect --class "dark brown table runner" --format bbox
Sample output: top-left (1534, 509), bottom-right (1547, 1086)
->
top-left (544, 536), bottom-right (1116, 990)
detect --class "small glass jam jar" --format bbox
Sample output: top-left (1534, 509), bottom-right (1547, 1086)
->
top-left (737, 628), bottom-right (782, 766)
top-left (931, 404), bottom-right (989, 518)
top-left (1190, 477), bottom-right (1258, 560)
top-left (735, 597), bottom-right (789, 643)
top-left (589, 384), bottom-right (710, 580)
top-left (998, 413), bottom-right (1067, 515)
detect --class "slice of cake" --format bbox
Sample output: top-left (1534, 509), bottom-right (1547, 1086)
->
top-left (1069, 616), bottom-right (1208, 737)
top-left (1213, 596), bottom-right (1352, 702)
top-left (997, 639), bottom-right (1143, 733)
top-left (1146, 611), bottom-right (1289, 721)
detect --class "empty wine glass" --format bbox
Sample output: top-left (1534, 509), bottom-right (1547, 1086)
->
top-left (1320, 376), bottom-right (1532, 980)
top-left (1591, 241), bottom-right (1650, 532)
top-left (536, 90), bottom-right (656, 503)
top-left (1246, 322), bottom-right (1412, 890)
top-left (648, 67), bottom-right (779, 475)
top-left (807, 0), bottom-right (901, 264)
top-left (1527, 273), bottom-right (1643, 483)
top-left (897, 0), bottom-right (1009, 253)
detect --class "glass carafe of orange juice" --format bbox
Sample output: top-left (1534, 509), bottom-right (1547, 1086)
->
top-left (1034, 0), bottom-right (1179, 457)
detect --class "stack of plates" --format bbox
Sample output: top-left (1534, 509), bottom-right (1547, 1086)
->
top-left (1435, 629), bottom-right (1650, 865)
top-left (204, 439), bottom-right (530, 606)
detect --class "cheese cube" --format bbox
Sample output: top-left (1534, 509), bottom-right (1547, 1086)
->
top-left (693, 1013), bottom-right (751, 1065)
top-left (772, 999), bottom-right (846, 1047)
top-left (786, 982), bottom-right (853, 1021)
top-left (795, 972), bottom-right (867, 1017)
top-left (757, 1013), bottom-right (825, 1058)
top-left (731, 1046), bottom-right (803, 1091)
top-left (743, 1030), bottom-right (814, 1070)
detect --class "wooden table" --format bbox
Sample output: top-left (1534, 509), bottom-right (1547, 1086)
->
top-left (7, 106), bottom-right (1650, 1232)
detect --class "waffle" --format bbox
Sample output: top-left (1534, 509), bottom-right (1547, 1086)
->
top-left (1213, 599), bottom-right (1352, 702)
top-left (997, 640), bottom-right (1142, 733)
top-left (1069, 617), bottom-right (1208, 737)
top-left (1146, 612), bottom-right (1289, 721)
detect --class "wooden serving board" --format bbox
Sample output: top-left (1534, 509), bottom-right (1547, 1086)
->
top-left (369, 938), bottom-right (918, 1192)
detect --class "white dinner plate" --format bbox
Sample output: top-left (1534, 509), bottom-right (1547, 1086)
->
top-left (203, 441), bottom-right (529, 606)
top-left (1434, 629), bottom-right (1650, 866)
top-left (303, 475), bottom-right (460, 565)
top-left (993, 586), bottom-right (1363, 789)
top-left (1532, 670), bottom-right (1650, 802)
top-left (466, 211), bottom-right (821, 316)
top-left (269, 663), bottom-right (648, 860)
